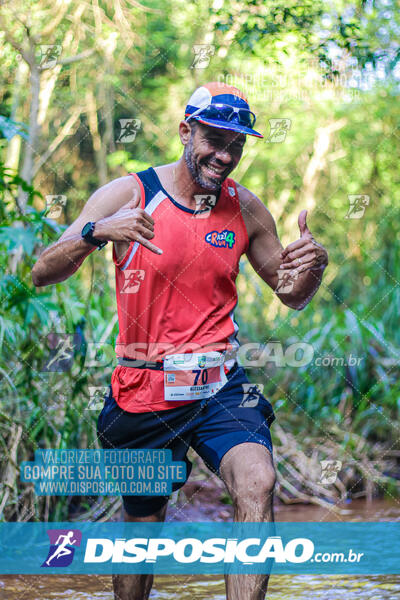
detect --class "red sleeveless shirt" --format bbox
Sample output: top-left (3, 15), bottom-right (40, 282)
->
top-left (111, 167), bottom-right (249, 412)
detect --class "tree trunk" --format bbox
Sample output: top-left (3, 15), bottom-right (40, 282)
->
top-left (18, 59), bottom-right (41, 211)
top-left (85, 89), bottom-right (107, 186)
top-left (283, 117), bottom-right (347, 236)
top-left (5, 60), bottom-right (29, 174)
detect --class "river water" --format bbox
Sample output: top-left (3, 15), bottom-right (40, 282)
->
top-left (1, 499), bottom-right (400, 599)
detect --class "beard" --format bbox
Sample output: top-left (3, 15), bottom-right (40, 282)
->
top-left (184, 135), bottom-right (228, 191)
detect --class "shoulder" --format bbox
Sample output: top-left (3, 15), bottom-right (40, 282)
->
top-left (234, 181), bottom-right (264, 213)
top-left (100, 174), bottom-right (141, 197)
top-left (58, 175), bottom-right (142, 244)
top-left (84, 175), bottom-right (141, 212)
top-left (231, 180), bottom-right (277, 240)
top-left (87, 174), bottom-right (140, 199)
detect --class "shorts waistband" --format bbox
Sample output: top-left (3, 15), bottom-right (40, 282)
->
top-left (117, 356), bottom-right (239, 374)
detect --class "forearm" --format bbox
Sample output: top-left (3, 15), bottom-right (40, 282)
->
top-left (31, 235), bottom-right (97, 287)
top-left (278, 265), bottom-right (326, 310)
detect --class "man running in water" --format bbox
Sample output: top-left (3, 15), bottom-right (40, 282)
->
top-left (32, 82), bottom-right (328, 599)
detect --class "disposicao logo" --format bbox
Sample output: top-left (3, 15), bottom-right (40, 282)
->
top-left (205, 229), bottom-right (236, 249)
top-left (83, 536), bottom-right (314, 564)
top-left (41, 529), bottom-right (82, 567)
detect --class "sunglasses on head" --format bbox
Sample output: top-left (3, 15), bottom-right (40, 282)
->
top-left (186, 103), bottom-right (256, 129)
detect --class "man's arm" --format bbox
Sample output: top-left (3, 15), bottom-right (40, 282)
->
top-left (31, 176), bottom-right (162, 287)
top-left (238, 185), bottom-right (328, 310)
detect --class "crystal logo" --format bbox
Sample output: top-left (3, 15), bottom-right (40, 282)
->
top-left (42, 529), bottom-right (82, 567)
top-left (42, 333), bottom-right (81, 372)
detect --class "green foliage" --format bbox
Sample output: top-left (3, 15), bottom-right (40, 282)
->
top-left (0, 160), bottom-right (118, 520)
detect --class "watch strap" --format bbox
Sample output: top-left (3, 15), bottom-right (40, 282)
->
top-left (82, 222), bottom-right (107, 250)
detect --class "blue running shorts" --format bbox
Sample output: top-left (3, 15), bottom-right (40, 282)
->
top-left (97, 363), bottom-right (275, 517)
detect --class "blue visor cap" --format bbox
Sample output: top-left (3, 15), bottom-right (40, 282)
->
top-left (185, 89), bottom-right (263, 139)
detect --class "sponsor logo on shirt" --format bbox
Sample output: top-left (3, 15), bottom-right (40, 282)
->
top-left (205, 229), bottom-right (236, 249)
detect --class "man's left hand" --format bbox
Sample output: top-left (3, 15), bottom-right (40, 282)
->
top-left (279, 210), bottom-right (328, 274)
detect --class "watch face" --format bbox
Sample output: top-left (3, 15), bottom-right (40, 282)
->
top-left (82, 222), bottom-right (94, 237)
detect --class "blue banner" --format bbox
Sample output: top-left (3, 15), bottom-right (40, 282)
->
top-left (0, 522), bottom-right (399, 574)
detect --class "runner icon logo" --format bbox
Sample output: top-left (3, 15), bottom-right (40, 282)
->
top-left (193, 194), bottom-right (216, 218)
top-left (190, 44), bottom-right (215, 69)
top-left (320, 460), bottom-right (342, 484)
top-left (116, 119), bottom-right (142, 143)
top-left (266, 118), bottom-right (291, 143)
top-left (45, 195), bottom-right (67, 219)
top-left (41, 529), bottom-right (82, 567)
top-left (121, 270), bottom-right (145, 294)
top-left (42, 333), bottom-right (80, 372)
top-left (346, 195), bottom-right (370, 219)
top-left (239, 383), bottom-right (264, 407)
top-left (87, 386), bottom-right (109, 411)
top-left (39, 45), bottom-right (62, 69)
top-left (275, 269), bottom-right (299, 294)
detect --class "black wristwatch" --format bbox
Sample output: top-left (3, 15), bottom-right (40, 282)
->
top-left (81, 222), bottom-right (108, 250)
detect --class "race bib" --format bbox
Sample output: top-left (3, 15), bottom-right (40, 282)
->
top-left (163, 351), bottom-right (228, 401)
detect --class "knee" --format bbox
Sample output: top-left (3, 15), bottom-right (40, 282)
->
top-left (232, 462), bottom-right (276, 508)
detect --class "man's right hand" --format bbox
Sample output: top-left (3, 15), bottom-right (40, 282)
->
top-left (94, 190), bottom-right (163, 255)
